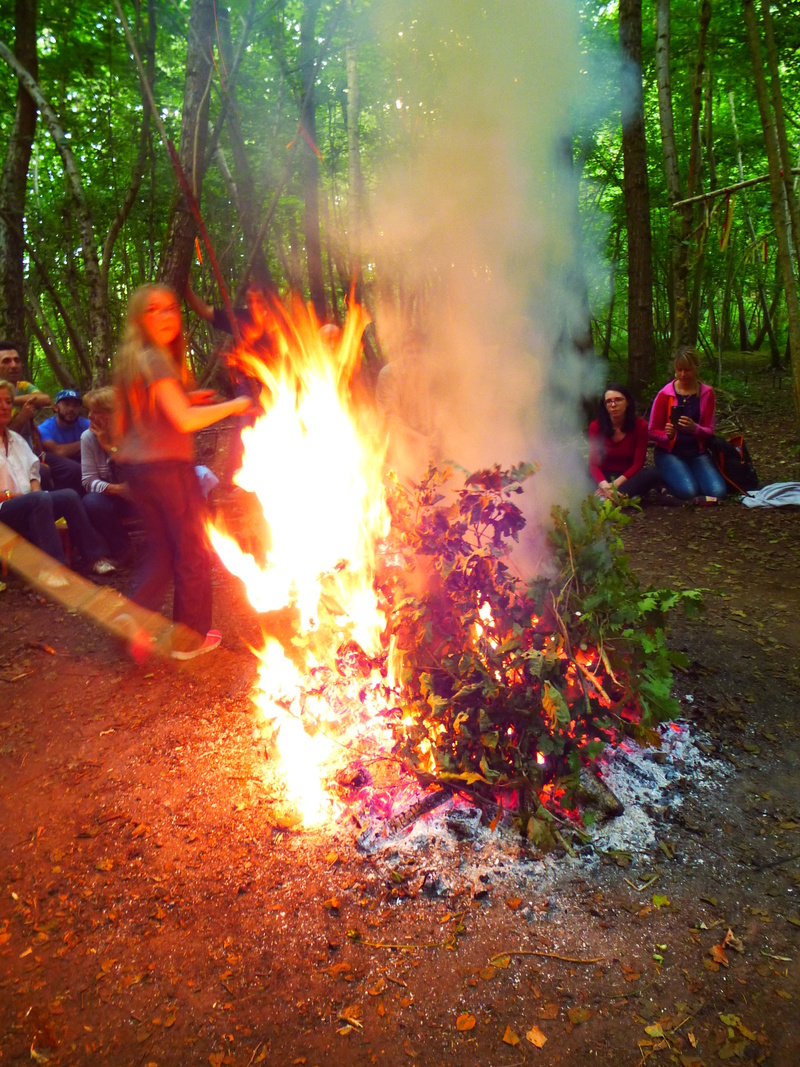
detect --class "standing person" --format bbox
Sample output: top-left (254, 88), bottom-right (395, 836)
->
top-left (37, 389), bottom-right (90, 492)
top-left (81, 387), bottom-right (136, 562)
top-left (0, 380), bottom-right (114, 586)
top-left (588, 383), bottom-right (661, 500)
top-left (113, 284), bottom-right (251, 659)
top-left (648, 347), bottom-right (726, 503)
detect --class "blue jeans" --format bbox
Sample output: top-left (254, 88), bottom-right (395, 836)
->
top-left (654, 449), bottom-right (726, 500)
top-left (83, 491), bottom-right (136, 559)
top-left (120, 460), bottom-right (212, 636)
top-left (0, 489), bottom-right (105, 564)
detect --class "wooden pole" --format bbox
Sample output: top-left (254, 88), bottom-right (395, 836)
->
top-left (0, 521), bottom-right (196, 659)
top-left (673, 168), bottom-right (800, 209)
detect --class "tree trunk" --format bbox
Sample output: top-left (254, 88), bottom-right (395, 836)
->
top-left (300, 0), bottom-right (327, 320)
top-left (759, 0), bottom-right (800, 268)
top-left (655, 0), bottom-right (681, 344)
top-left (345, 0), bottom-right (364, 301)
top-left (619, 0), bottom-right (655, 396)
top-left (214, 4), bottom-right (276, 292)
top-left (729, 90), bottom-right (780, 364)
top-left (159, 0), bottom-right (215, 295)
top-left (603, 222), bottom-right (622, 361)
top-left (0, 0), bottom-right (38, 365)
top-left (0, 38), bottom-right (111, 379)
top-left (743, 0), bottom-right (800, 420)
top-left (675, 0), bottom-right (711, 347)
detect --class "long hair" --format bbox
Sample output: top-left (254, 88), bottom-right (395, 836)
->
top-left (0, 379), bottom-right (14, 401)
top-left (113, 284), bottom-right (189, 436)
top-left (597, 382), bottom-right (636, 437)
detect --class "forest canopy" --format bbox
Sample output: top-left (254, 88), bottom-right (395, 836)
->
top-left (1, 0), bottom-right (799, 423)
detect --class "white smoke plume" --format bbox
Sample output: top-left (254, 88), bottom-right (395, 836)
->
top-left (364, 0), bottom-right (602, 562)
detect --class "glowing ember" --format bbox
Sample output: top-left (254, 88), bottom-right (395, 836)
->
top-left (208, 295), bottom-right (393, 824)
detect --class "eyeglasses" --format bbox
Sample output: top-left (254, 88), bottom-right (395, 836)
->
top-left (604, 397), bottom-right (625, 406)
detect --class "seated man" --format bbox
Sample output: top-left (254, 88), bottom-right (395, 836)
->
top-left (0, 340), bottom-right (51, 446)
top-left (38, 389), bottom-right (89, 493)
top-left (0, 379), bottom-right (114, 584)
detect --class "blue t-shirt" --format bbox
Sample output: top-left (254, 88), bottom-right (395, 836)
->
top-left (38, 415), bottom-right (90, 444)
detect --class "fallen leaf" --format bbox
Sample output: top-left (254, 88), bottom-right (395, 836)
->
top-left (645, 1024), bottom-right (665, 1039)
top-left (539, 1003), bottom-right (559, 1020)
top-left (719, 1039), bottom-right (747, 1060)
top-left (402, 1038), bottom-right (416, 1057)
top-left (479, 966), bottom-right (497, 981)
top-left (493, 954), bottom-right (511, 969)
top-left (368, 978), bottom-right (386, 996)
top-left (568, 1006), bottom-right (591, 1025)
top-left (787, 918), bottom-right (800, 929)
top-left (526, 1024), bottom-right (547, 1048)
top-left (94, 858), bottom-right (113, 872)
top-left (326, 962), bottom-right (350, 977)
top-left (456, 1013), bottom-right (476, 1032)
top-left (505, 898), bottom-right (522, 911)
top-left (339, 1005), bottom-right (363, 1028)
top-left (502, 1026), bottom-right (520, 1046)
top-left (325, 851), bottom-right (339, 865)
top-left (775, 989), bottom-right (792, 1000)
top-left (131, 824), bottom-right (147, 838)
top-left (652, 894), bottom-right (670, 908)
top-left (723, 928), bottom-right (744, 953)
top-left (621, 963), bottom-right (641, 982)
top-left (323, 897), bottom-right (340, 911)
top-left (709, 944), bottom-right (729, 967)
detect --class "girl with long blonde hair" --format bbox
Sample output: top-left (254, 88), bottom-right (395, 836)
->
top-left (113, 284), bottom-right (250, 658)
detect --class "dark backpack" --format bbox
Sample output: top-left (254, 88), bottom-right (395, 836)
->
top-left (707, 433), bottom-right (759, 493)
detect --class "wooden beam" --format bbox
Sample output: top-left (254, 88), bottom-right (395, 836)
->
top-left (672, 168), bottom-right (800, 208)
top-left (0, 521), bottom-right (197, 659)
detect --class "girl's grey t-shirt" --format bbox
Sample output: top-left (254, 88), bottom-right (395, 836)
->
top-left (117, 348), bottom-right (194, 465)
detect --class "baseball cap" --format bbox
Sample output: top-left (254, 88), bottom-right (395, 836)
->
top-left (55, 389), bottom-right (81, 404)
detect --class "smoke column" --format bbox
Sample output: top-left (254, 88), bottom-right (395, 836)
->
top-left (366, 0), bottom-right (601, 558)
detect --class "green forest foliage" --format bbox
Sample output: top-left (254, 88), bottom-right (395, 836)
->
top-left (1, 0), bottom-right (799, 390)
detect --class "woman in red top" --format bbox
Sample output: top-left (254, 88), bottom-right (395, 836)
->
top-left (589, 383), bottom-right (661, 500)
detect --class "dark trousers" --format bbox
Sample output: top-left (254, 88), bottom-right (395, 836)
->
top-left (42, 454), bottom-right (84, 494)
top-left (121, 460), bottom-right (212, 636)
top-left (0, 489), bottom-right (104, 564)
top-left (602, 465), bottom-right (663, 499)
top-left (83, 492), bottom-right (135, 559)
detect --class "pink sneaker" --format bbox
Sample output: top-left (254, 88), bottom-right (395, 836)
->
top-left (170, 630), bottom-right (222, 661)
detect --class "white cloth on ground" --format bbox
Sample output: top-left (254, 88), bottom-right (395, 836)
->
top-left (740, 482), bottom-right (800, 508)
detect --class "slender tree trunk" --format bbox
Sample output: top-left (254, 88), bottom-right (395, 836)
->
top-left (159, 0), bottom-right (215, 294)
top-left (603, 222), bottom-right (622, 361)
top-left (743, 0), bottom-right (800, 420)
top-left (214, 4), bottom-right (276, 292)
top-left (729, 91), bottom-right (780, 363)
top-left (619, 0), bottom-right (655, 396)
top-left (300, 0), bottom-right (327, 320)
top-left (0, 38), bottom-right (111, 378)
top-left (759, 0), bottom-right (800, 268)
top-left (655, 0), bottom-right (681, 344)
top-left (675, 0), bottom-right (711, 347)
top-left (735, 283), bottom-right (751, 351)
top-left (345, 0), bottom-right (364, 301)
top-left (0, 0), bottom-right (38, 364)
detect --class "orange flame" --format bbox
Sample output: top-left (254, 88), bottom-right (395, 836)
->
top-left (208, 295), bottom-right (392, 823)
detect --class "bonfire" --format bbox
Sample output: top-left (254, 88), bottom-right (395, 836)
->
top-left (208, 295), bottom-right (701, 838)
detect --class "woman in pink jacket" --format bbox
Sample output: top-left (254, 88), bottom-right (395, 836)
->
top-left (648, 347), bottom-right (725, 502)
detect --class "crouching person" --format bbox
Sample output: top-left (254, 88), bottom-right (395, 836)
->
top-left (0, 380), bottom-right (115, 586)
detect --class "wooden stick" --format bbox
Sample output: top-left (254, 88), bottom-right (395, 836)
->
top-left (490, 949), bottom-right (604, 966)
top-left (0, 521), bottom-right (195, 657)
top-left (673, 168), bottom-right (800, 208)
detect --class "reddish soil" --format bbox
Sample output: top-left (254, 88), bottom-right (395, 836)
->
top-left (1, 372), bottom-right (799, 1066)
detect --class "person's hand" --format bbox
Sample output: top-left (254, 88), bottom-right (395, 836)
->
top-left (678, 415), bottom-right (696, 433)
top-left (665, 420), bottom-right (677, 440)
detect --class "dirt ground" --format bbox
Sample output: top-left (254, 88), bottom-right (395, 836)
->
top-left (1, 370), bottom-right (799, 1067)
